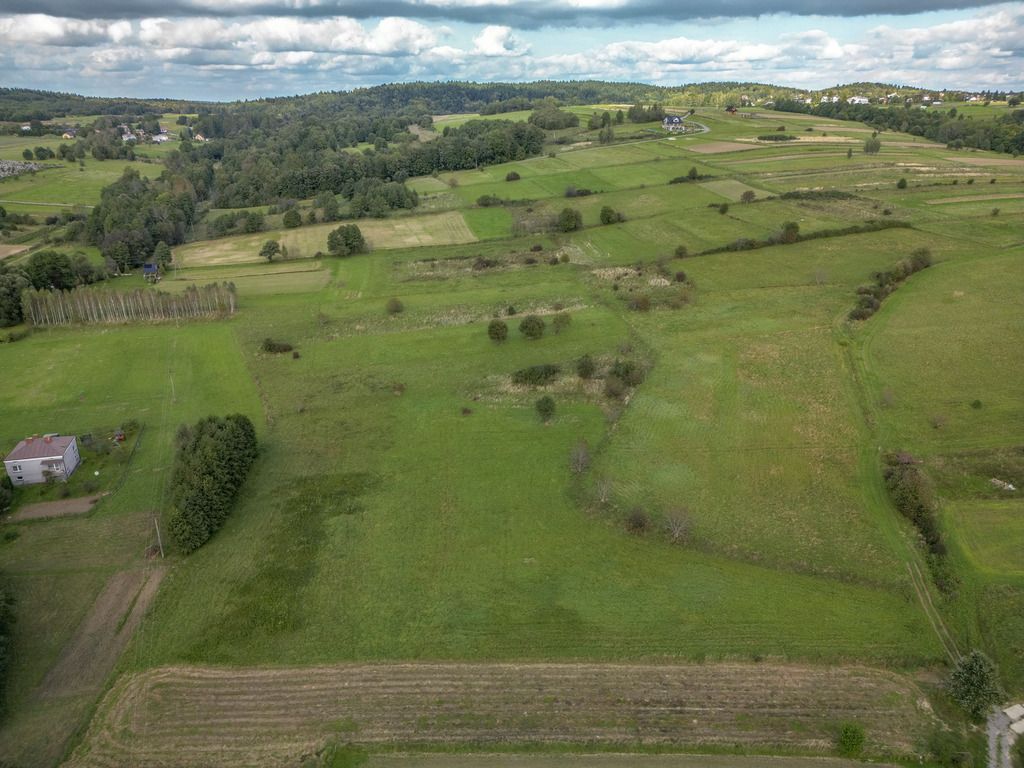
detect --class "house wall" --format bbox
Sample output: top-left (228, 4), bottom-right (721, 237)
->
top-left (3, 438), bottom-right (80, 486)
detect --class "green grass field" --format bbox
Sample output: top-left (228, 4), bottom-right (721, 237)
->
top-left (2, 103), bottom-right (1022, 766)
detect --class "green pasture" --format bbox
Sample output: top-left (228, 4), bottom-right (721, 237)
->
top-left (0, 159), bottom-right (163, 213)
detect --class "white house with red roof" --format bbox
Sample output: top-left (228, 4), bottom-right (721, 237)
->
top-left (4, 435), bottom-right (80, 486)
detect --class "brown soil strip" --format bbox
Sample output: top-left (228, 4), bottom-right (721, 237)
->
top-left (925, 193), bottom-right (1024, 205)
top-left (38, 567), bottom-right (167, 699)
top-left (0, 244), bottom-right (29, 260)
top-left (8, 493), bottom-right (105, 521)
top-left (686, 141), bottom-right (759, 154)
top-left (956, 156), bottom-right (1024, 167)
top-left (70, 662), bottom-right (935, 767)
top-left (368, 755), bottom-right (903, 768)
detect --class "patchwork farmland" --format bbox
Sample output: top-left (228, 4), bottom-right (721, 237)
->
top-left (0, 95), bottom-right (1022, 768)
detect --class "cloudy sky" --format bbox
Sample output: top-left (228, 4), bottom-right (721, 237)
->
top-left (0, 0), bottom-right (1021, 100)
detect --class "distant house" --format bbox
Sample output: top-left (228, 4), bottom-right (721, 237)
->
top-left (61, 130), bottom-right (76, 140)
top-left (152, 133), bottom-right (171, 143)
top-left (193, 133), bottom-right (207, 142)
top-left (847, 96), bottom-right (870, 105)
top-left (662, 115), bottom-right (686, 132)
top-left (20, 124), bottom-right (31, 132)
top-left (4, 435), bottom-right (81, 486)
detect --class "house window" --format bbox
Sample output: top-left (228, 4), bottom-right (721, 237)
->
top-left (11, 464), bottom-right (21, 472)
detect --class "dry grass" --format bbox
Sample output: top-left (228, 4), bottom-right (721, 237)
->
top-left (70, 662), bottom-right (935, 766)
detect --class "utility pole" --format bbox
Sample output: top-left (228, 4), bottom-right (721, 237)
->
top-left (153, 515), bottom-right (165, 558)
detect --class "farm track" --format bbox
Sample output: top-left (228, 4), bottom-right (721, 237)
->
top-left (68, 662), bottom-right (934, 767)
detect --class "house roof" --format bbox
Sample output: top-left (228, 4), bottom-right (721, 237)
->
top-left (1005, 703), bottom-right (1024, 721)
top-left (5, 435), bottom-right (75, 462)
top-left (664, 116), bottom-right (683, 124)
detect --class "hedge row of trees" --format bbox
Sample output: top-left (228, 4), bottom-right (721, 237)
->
top-left (0, 251), bottom-right (106, 327)
top-left (168, 414), bottom-right (258, 554)
top-left (21, 282), bottom-right (237, 326)
top-left (849, 248), bottom-right (932, 321)
top-left (775, 99), bottom-right (1024, 154)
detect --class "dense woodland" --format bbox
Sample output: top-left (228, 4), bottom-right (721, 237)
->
top-left (776, 99), bottom-right (1024, 154)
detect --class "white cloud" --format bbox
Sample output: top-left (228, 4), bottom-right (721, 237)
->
top-left (472, 25), bottom-right (529, 56)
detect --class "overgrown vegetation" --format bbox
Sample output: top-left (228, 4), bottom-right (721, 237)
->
top-left (849, 248), bottom-right (932, 321)
top-left (167, 414), bottom-right (258, 554)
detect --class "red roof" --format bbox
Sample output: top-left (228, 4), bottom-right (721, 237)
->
top-left (5, 436), bottom-right (75, 462)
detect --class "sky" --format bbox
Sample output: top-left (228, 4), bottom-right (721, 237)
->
top-left (0, 0), bottom-right (1021, 101)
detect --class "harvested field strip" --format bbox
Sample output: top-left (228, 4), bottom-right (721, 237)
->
top-left (924, 193), bottom-right (1024, 204)
top-left (39, 567), bottom-right (166, 699)
top-left (685, 141), bottom-right (758, 154)
top-left (368, 755), bottom-right (904, 768)
top-left (71, 663), bottom-right (934, 767)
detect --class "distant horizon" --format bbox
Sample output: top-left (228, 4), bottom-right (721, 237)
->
top-left (0, 2), bottom-right (1021, 101)
top-left (2, 77), bottom-right (1018, 106)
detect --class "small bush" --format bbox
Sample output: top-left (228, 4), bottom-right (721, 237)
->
top-left (604, 374), bottom-right (626, 399)
top-left (535, 395), bottom-right (555, 422)
top-left (530, 244), bottom-right (543, 252)
top-left (512, 364), bottom-right (560, 386)
top-left (576, 354), bottom-right (596, 379)
top-left (966, 178), bottom-right (974, 185)
top-left (262, 338), bottom-right (293, 354)
top-left (674, 245), bottom-right (688, 258)
top-left (610, 359), bottom-right (645, 386)
top-left (628, 295), bottom-right (651, 312)
top-left (506, 305), bottom-right (517, 316)
top-left (570, 441), bottom-right (591, 474)
top-left (625, 508), bottom-right (650, 534)
top-left (718, 203), bottom-right (729, 215)
top-left (552, 313), bottom-right (571, 334)
top-left (970, 399), bottom-right (982, 409)
top-left (837, 723), bottom-right (865, 757)
top-left (991, 208), bottom-right (999, 217)
top-left (897, 177), bottom-right (907, 189)
top-left (477, 194), bottom-right (502, 207)
top-left (505, 171), bottom-right (521, 181)
top-left (674, 271), bottom-right (687, 283)
top-left (386, 297), bottom-right (404, 315)
top-left (519, 314), bottom-right (545, 339)
top-left (487, 319), bottom-right (508, 342)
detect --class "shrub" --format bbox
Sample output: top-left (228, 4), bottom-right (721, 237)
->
top-left (864, 136), bottom-right (881, 154)
top-left (570, 441), bottom-right (591, 474)
top-left (837, 724), bottom-right (865, 757)
top-left (718, 203), bottom-right (729, 215)
top-left (674, 271), bottom-right (687, 283)
top-left (628, 295), bottom-right (651, 312)
top-left (512, 364), bottom-right (560, 386)
top-left (558, 207), bottom-right (583, 232)
top-left (519, 314), bottom-right (545, 339)
top-left (552, 312), bottom-right (571, 334)
top-left (897, 177), bottom-right (907, 189)
top-left (600, 206), bottom-right (624, 225)
top-left (970, 399), bottom-right (983, 409)
top-left (604, 374), bottom-right (626, 399)
top-left (386, 297), bottom-right (404, 315)
top-left (473, 257), bottom-right (499, 270)
top-left (757, 134), bottom-right (795, 141)
top-left (506, 305), bottom-right (517, 316)
top-left (664, 510), bottom-right (691, 544)
top-left (262, 338), bottom-right (293, 354)
top-left (487, 319), bottom-right (508, 342)
top-left (505, 171), bottom-right (521, 181)
top-left (477, 194), bottom-right (502, 207)
top-left (576, 354), bottom-right (596, 379)
top-left (966, 178), bottom-right (974, 185)
top-left (675, 245), bottom-right (688, 258)
top-left (625, 508), bottom-right (650, 534)
top-left (740, 190), bottom-right (756, 203)
top-left (991, 208), bottom-right (999, 217)
top-left (610, 359), bottom-right (645, 386)
top-left (948, 650), bottom-right (1003, 720)
top-left (530, 244), bottom-right (543, 252)
top-left (535, 395), bottom-right (555, 422)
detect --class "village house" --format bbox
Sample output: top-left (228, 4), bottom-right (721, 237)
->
top-left (847, 96), bottom-right (870, 105)
top-left (662, 115), bottom-right (687, 132)
top-left (4, 434), bottom-right (81, 486)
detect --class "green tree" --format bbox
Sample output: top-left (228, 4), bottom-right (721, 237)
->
top-left (740, 190), bottom-right (756, 203)
top-left (558, 207), bottom-right (583, 232)
top-left (260, 240), bottom-right (281, 262)
top-left (687, 166), bottom-right (699, 180)
top-left (282, 208), bottom-right (302, 228)
top-left (153, 241), bottom-right (172, 266)
top-left (519, 314), bottom-right (545, 340)
top-left (863, 136), bottom-right (882, 154)
top-left (948, 650), bottom-right (1003, 720)
top-left (327, 224), bottom-right (367, 256)
top-left (21, 149), bottom-right (32, 161)
top-left (487, 319), bottom-right (508, 342)
top-left (535, 395), bottom-right (555, 422)
top-left (320, 193), bottom-right (341, 222)
top-left (385, 297), bottom-right (404, 315)
top-left (846, 147), bottom-right (853, 159)
top-left (552, 312), bottom-right (571, 334)
top-left (0, 270), bottom-right (30, 326)
top-left (718, 203), bottom-right (729, 215)
top-left (599, 206), bottom-right (621, 225)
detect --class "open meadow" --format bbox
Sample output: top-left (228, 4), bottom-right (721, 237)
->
top-left (1, 103), bottom-right (1022, 767)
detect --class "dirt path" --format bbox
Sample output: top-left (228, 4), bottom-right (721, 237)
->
top-left (39, 567), bottom-right (166, 699)
top-left (8, 493), bottom-right (106, 522)
top-left (69, 662), bottom-right (935, 767)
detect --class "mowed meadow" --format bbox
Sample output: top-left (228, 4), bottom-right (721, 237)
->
top-left (1, 103), bottom-right (1022, 766)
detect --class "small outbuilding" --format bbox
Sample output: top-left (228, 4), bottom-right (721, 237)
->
top-left (1005, 703), bottom-right (1024, 722)
top-left (4, 435), bottom-right (81, 486)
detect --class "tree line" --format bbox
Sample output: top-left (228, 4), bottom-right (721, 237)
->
top-left (168, 414), bottom-right (258, 554)
top-left (21, 282), bottom-right (237, 326)
top-left (775, 99), bottom-right (1024, 154)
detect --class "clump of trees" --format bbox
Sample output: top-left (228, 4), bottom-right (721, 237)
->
top-left (948, 650), bottom-right (1003, 720)
top-left (757, 134), bottom-right (795, 141)
top-left (558, 208), bottom-right (583, 232)
top-left (882, 452), bottom-right (956, 593)
top-left (167, 414), bottom-right (258, 554)
top-left (863, 136), bottom-right (882, 154)
top-left (261, 338), bottom-right (293, 354)
top-left (528, 105), bottom-right (580, 130)
top-left (599, 206), bottom-right (625, 225)
top-left (849, 248), bottom-right (932, 321)
top-left (327, 224), bottom-right (367, 256)
top-left (512, 363), bottom-right (560, 386)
